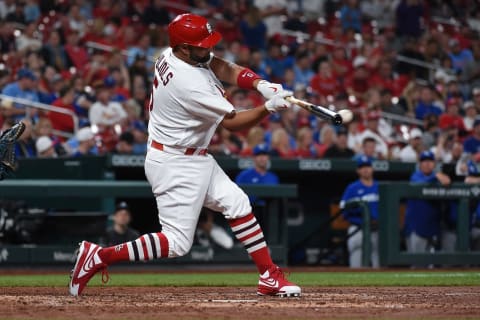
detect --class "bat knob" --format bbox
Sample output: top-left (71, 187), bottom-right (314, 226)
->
top-left (332, 114), bottom-right (343, 126)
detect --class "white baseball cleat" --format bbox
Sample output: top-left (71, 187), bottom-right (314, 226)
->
top-left (69, 241), bottom-right (108, 296)
top-left (257, 265), bottom-right (301, 297)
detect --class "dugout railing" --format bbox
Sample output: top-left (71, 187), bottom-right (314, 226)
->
top-left (0, 94), bottom-right (79, 139)
top-left (288, 200), bottom-right (373, 267)
top-left (379, 182), bottom-right (480, 266)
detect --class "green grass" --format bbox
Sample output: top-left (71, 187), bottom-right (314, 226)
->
top-left (0, 271), bottom-right (479, 287)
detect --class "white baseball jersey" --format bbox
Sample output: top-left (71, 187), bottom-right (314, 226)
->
top-left (148, 48), bottom-right (234, 148)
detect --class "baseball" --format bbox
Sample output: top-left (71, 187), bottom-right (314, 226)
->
top-left (338, 109), bottom-right (353, 123)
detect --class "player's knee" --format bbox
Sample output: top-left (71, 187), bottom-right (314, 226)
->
top-left (171, 243), bottom-right (192, 257)
top-left (164, 235), bottom-right (192, 258)
top-left (225, 192), bottom-right (252, 219)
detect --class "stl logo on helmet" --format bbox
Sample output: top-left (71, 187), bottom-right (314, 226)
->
top-left (206, 23), bottom-right (212, 34)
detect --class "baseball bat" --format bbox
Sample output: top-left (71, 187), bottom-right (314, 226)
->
top-left (286, 96), bottom-right (343, 125)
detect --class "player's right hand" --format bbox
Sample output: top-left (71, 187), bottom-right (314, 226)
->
top-left (256, 80), bottom-right (285, 99)
top-left (264, 90), bottom-right (293, 113)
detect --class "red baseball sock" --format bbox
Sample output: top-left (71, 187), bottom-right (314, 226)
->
top-left (99, 232), bottom-right (169, 265)
top-left (229, 213), bottom-right (273, 274)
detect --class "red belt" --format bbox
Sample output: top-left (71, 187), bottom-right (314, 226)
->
top-left (151, 140), bottom-right (208, 156)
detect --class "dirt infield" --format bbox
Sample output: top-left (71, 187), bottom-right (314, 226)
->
top-left (1, 286), bottom-right (479, 319)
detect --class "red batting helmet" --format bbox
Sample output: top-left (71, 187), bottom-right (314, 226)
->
top-left (168, 13), bottom-right (222, 48)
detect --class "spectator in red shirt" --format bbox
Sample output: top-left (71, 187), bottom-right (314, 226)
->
top-left (93, 0), bottom-right (112, 20)
top-left (439, 98), bottom-right (466, 133)
top-left (370, 59), bottom-right (409, 97)
top-left (310, 60), bottom-right (340, 99)
top-left (114, 25), bottom-right (138, 50)
top-left (49, 85), bottom-right (76, 135)
top-left (344, 56), bottom-right (370, 102)
top-left (64, 30), bottom-right (89, 72)
top-left (215, 1), bottom-right (241, 43)
top-left (324, 20), bottom-right (347, 49)
top-left (84, 51), bottom-right (110, 86)
top-left (330, 46), bottom-right (352, 79)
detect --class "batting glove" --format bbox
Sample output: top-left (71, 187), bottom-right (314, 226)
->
top-left (265, 90), bottom-right (293, 113)
top-left (256, 80), bottom-right (285, 99)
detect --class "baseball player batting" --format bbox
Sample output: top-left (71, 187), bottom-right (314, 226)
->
top-left (69, 13), bottom-right (300, 297)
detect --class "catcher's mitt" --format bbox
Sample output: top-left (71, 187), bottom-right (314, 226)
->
top-left (0, 122), bottom-right (25, 180)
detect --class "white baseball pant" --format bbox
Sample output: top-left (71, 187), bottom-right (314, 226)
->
top-left (347, 225), bottom-right (379, 268)
top-left (144, 147), bottom-right (251, 258)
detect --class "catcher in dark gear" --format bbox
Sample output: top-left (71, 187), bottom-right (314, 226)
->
top-left (0, 122), bottom-right (25, 180)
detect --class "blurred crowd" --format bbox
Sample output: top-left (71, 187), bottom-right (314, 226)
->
top-left (1, 0), bottom-right (480, 175)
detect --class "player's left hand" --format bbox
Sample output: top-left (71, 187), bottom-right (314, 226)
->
top-left (256, 80), bottom-right (286, 99)
top-left (265, 90), bottom-right (293, 113)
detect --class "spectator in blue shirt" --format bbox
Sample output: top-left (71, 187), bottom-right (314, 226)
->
top-left (126, 34), bottom-right (156, 69)
top-left (463, 119), bottom-right (480, 155)
top-left (235, 143), bottom-right (279, 205)
top-left (239, 6), bottom-right (267, 51)
top-left (264, 43), bottom-right (295, 82)
top-left (448, 39), bottom-right (474, 75)
top-left (293, 51), bottom-right (315, 88)
top-left (130, 120), bottom-right (148, 155)
top-left (24, 0), bottom-right (41, 23)
top-left (1, 68), bottom-right (39, 122)
top-left (340, 0), bottom-right (362, 33)
top-left (415, 86), bottom-right (443, 120)
top-left (404, 151), bottom-right (451, 254)
top-left (68, 126), bottom-right (98, 157)
top-left (250, 49), bottom-right (270, 81)
top-left (340, 156), bottom-right (380, 268)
